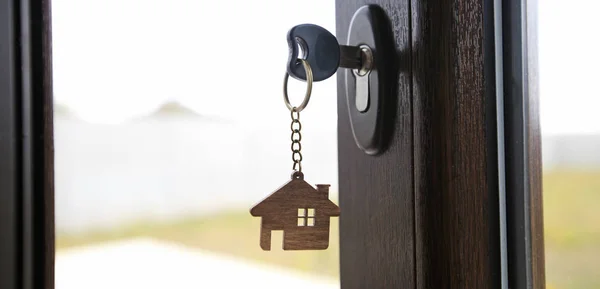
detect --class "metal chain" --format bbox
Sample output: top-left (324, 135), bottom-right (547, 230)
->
top-left (290, 107), bottom-right (303, 172)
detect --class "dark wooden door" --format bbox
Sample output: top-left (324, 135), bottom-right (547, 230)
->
top-left (336, 1), bottom-right (414, 288)
top-left (336, 1), bottom-right (545, 288)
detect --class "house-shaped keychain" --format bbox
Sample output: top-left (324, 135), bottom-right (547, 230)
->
top-left (250, 173), bottom-right (340, 250)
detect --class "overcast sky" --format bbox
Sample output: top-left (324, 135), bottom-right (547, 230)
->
top-left (51, 0), bottom-right (600, 135)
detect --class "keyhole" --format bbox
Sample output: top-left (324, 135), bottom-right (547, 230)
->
top-left (295, 37), bottom-right (308, 60)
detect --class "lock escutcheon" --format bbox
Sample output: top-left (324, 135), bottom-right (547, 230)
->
top-left (345, 5), bottom-right (395, 155)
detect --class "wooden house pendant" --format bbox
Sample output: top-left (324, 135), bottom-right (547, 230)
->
top-left (250, 172), bottom-right (340, 250)
top-left (253, 60), bottom-right (340, 250)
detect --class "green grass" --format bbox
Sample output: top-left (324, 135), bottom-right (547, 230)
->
top-left (57, 170), bottom-right (600, 287)
top-left (543, 169), bottom-right (600, 289)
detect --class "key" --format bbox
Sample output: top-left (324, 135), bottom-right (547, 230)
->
top-left (286, 24), bottom-right (364, 82)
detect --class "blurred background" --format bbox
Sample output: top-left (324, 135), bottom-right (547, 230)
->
top-left (51, 0), bottom-right (599, 288)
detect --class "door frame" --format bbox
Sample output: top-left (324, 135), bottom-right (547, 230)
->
top-left (0, 0), bottom-right (54, 288)
top-left (502, 0), bottom-right (545, 288)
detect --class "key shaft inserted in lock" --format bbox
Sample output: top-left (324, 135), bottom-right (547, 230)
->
top-left (294, 37), bottom-right (368, 71)
top-left (339, 45), bottom-right (363, 70)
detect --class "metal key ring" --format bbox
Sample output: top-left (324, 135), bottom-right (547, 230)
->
top-left (283, 59), bottom-right (313, 112)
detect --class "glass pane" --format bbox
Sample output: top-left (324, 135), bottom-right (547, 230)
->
top-left (540, 1), bottom-right (600, 288)
top-left (298, 208), bottom-right (306, 217)
top-left (52, 0), bottom-right (339, 288)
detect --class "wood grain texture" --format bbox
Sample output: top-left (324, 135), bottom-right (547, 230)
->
top-left (336, 1), bottom-right (414, 289)
top-left (250, 173), bottom-right (339, 250)
top-left (412, 0), bottom-right (500, 288)
top-left (526, 0), bottom-right (545, 287)
top-left (337, 1), bottom-right (543, 288)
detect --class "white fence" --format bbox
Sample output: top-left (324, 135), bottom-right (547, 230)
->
top-left (55, 116), bottom-right (338, 233)
top-left (55, 115), bottom-right (598, 233)
top-left (542, 134), bottom-right (600, 169)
